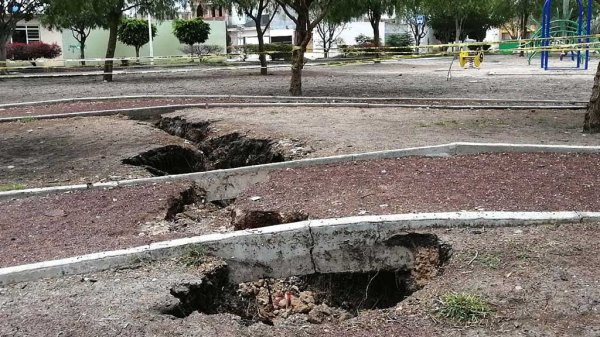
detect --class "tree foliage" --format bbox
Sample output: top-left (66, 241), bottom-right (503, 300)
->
top-left (214, 0), bottom-right (279, 74)
top-left (0, 0), bottom-right (46, 72)
top-left (118, 18), bottom-right (157, 58)
top-left (41, 1), bottom-right (103, 64)
top-left (427, 0), bottom-right (514, 43)
top-left (173, 18), bottom-right (211, 52)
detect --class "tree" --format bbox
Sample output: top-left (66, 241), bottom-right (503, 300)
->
top-left (41, 1), bottom-right (103, 65)
top-left (0, 0), bottom-right (45, 74)
top-left (173, 18), bottom-right (211, 59)
top-left (397, 0), bottom-right (428, 46)
top-left (315, 17), bottom-right (346, 58)
top-left (427, 0), bottom-right (513, 43)
top-left (117, 18), bottom-right (157, 61)
top-left (49, 0), bottom-right (184, 82)
top-left (275, 0), bottom-right (337, 96)
top-left (329, 0), bottom-right (397, 48)
top-left (215, 0), bottom-right (279, 75)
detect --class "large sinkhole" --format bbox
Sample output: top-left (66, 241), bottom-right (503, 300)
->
top-left (161, 233), bottom-right (451, 326)
top-left (123, 117), bottom-right (285, 175)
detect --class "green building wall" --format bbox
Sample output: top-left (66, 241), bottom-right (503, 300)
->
top-left (61, 20), bottom-right (226, 62)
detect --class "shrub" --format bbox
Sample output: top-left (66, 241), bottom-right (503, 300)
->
top-left (385, 33), bottom-right (414, 54)
top-left (7, 42), bottom-right (62, 61)
top-left (244, 43), bottom-right (293, 61)
top-left (180, 44), bottom-right (223, 56)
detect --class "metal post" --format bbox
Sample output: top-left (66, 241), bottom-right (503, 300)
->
top-left (147, 13), bottom-right (155, 66)
top-left (586, 0), bottom-right (592, 70)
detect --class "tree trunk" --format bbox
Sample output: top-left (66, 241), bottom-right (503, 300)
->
top-left (370, 12), bottom-right (381, 63)
top-left (454, 18), bottom-right (462, 43)
top-left (519, 13), bottom-right (528, 57)
top-left (79, 39), bottom-right (86, 66)
top-left (371, 16), bottom-right (381, 47)
top-left (135, 46), bottom-right (140, 64)
top-left (103, 15), bottom-right (120, 82)
top-left (0, 33), bottom-right (9, 76)
top-left (256, 25), bottom-right (268, 75)
top-left (290, 13), bottom-right (310, 96)
top-left (584, 61), bottom-right (600, 132)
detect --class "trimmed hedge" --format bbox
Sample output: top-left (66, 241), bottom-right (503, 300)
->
top-left (7, 42), bottom-right (62, 61)
top-left (241, 43), bottom-right (293, 61)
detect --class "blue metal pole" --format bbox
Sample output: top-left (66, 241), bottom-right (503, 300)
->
top-left (586, 0), bottom-right (592, 70)
top-left (577, 0), bottom-right (583, 68)
top-left (544, 0), bottom-right (552, 70)
top-left (542, 0), bottom-right (550, 69)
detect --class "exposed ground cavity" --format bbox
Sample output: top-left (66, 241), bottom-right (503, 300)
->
top-left (162, 233), bottom-right (450, 326)
top-left (123, 116), bottom-right (285, 175)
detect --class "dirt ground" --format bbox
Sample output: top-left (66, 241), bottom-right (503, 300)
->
top-left (1, 107), bottom-right (599, 189)
top-left (0, 55), bottom-right (596, 104)
top-left (1, 223), bottom-right (599, 337)
top-left (2, 55), bottom-right (600, 336)
top-left (2, 152), bottom-right (599, 268)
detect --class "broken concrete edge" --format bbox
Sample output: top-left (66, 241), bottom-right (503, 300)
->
top-left (0, 211), bottom-right (598, 286)
top-left (2, 142), bottom-right (600, 202)
top-left (0, 102), bottom-right (587, 123)
top-left (0, 94), bottom-right (588, 109)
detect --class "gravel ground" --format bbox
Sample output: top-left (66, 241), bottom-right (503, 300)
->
top-left (2, 152), bottom-right (599, 267)
top-left (233, 153), bottom-right (600, 219)
top-left (1, 223), bottom-right (598, 336)
top-left (0, 181), bottom-right (204, 267)
top-left (0, 55), bottom-right (596, 104)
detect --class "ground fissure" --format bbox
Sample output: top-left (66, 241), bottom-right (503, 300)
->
top-left (123, 116), bottom-right (286, 175)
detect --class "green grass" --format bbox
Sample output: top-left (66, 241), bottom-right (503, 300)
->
top-left (19, 116), bottom-right (38, 123)
top-left (0, 183), bottom-right (26, 192)
top-left (437, 293), bottom-right (493, 323)
top-left (178, 246), bottom-right (206, 267)
top-left (477, 254), bottom-right (502, 269)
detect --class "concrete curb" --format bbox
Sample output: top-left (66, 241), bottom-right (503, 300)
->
top-left (0, 102), bottom-right (586, 123)
top-left (1, 211), bottom-right (597, 285)
top-left (2, 142), bottom-right (600, 202)
top-left (0, 94), bottom-right (587, 109)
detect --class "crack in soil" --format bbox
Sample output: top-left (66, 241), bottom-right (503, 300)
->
top-left (123, 116), bottom-right (286, 175)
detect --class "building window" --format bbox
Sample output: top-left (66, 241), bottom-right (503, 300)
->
top-left (211, 6), bottom-right (216, 17)
top-left (271, 36), bottom-right (293, 44)
top-left (196, 5), bottom-right (204, 17)
top-left (218, 6), bottom-right (223, 17)
top-left (12, 25), bottom-right (40, 43)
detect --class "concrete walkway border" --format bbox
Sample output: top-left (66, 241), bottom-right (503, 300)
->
top-left (0, 94), bottom-right (587, 109)
top-left (2, 142), bottom-right (599, 202)
top-left (1, 211), bottom-right (598, 286)
top-left (0, 102), bottom-right (587, 123)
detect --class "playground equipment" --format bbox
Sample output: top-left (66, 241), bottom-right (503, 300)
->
top-left (531, 0), bottom-right (593, 70)
top-left (459, 50), bottom-right (485, 68)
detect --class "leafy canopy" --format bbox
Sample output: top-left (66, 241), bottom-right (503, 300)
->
top-left (173, 18), bottom-right (210, 46)
top-left (118, 18), bottom-right (157, 49)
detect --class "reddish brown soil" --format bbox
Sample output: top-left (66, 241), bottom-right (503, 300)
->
top-left (234, 152), bottom-right (600, 218)
top-left (0, 181), bottom-right (196, 267)
top-left (2, 152), bottom-right (599, 268)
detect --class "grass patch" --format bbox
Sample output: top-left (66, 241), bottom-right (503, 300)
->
top-left (436, 293), bottom-right (492, 323)
top-left (178, 246), bottom-right (206, 267)
top-left (0, 183), bottom-right (26, 192)
top-left (477, 254), bottom-right (501, 269)
top-left (19, 116), bottom-right (37, 123)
